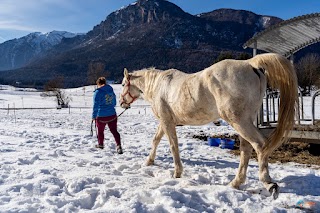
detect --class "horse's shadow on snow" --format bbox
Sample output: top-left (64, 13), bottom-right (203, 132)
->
top-left (156, 156), bottom-right (240, 169)
top-left (182, 158), bottom-right (240, 169)
top-left (154, 155), bottom-right (319, 198)
top-left (243, 174), bottom-right (320, 198)
top-left (280, 174), bottom-right (320, 196)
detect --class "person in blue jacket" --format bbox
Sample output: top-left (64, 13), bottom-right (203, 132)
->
top-left (92, 77), bottom-right (123, 154)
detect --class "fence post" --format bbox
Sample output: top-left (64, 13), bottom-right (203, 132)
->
top-left (14, 103), bottom-right (16, 124)
top-left (265, 95), bottom-right (270, 125)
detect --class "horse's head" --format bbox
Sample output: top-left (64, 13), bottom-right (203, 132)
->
top-left (119, 68), bottom-right (142, 109)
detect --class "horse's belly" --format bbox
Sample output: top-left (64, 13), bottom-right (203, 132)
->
top-left (175, 109), bottom-right (219, 126)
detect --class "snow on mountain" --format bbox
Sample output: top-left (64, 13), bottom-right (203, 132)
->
top-left (27, 31), bottom-right (79, 47)
top-left (0, 31), bottom-right (80, 71)
top-left (259, 16), bottom-right (272, 28)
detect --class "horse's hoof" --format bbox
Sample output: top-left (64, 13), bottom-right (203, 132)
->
top-left (229, 181), bottom-right (240, 189)
top-left (269, 183), bottom-right (279, 200)
top-left (145, 159), bottom-right (154, 166)
top-left (173, 173), bottom-right (181, 178)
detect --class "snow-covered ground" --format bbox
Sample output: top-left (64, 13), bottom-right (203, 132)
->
top-left (0, 85), bottom-right (319, 213)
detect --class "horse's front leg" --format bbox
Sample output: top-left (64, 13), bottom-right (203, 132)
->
top-left (162, 122), bottom-right (183, 178)
top-left (146, 124), bottom-right (164, 166)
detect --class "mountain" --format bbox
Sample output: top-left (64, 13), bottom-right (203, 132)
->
top-left (0, 0), bottom-right (282, 88)
top-left (199, 9), bottom-right (281, 47)
top-left (0, 31), bottom-right (80, 71)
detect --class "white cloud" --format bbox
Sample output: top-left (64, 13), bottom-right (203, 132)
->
top-left (0, 0), bottom-right (82, 33)
top-left (0, 0), bottom-right (134, 41)
top-left (0, 20), bottom-right (41, 32)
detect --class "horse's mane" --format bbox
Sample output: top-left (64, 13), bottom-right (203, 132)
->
top-left (132, 67), bottom-right (158, 75)
top-left (130, 67), bottom-right (186, 100)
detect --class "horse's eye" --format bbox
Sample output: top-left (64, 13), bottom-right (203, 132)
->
top-left (122, 84), bottom-right (125, 87)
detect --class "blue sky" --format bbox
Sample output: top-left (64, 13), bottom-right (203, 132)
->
top-left (0, 0), bottom-right (319, 43)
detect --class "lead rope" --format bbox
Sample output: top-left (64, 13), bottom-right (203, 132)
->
top-left (89, 119), bottom-right (99, 141)
top-left (98, 108), bottom-right (129, 124)
top-left (90, 119), bottom-right (94, 136)
top-left (90, 108), bottom-right (128, 134)
top-left (91, 108), bottom-right (129, 135)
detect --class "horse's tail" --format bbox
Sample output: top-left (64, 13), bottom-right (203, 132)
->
top-left (248, 53), bottom-right (298, 153)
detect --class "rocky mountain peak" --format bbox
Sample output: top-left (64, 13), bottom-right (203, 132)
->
top-left (200, 9), bottom-right (282, 29)
top-left (88, 0), bottom-right (192, 39)
top-left (135, 0), bottom-right (189, 22)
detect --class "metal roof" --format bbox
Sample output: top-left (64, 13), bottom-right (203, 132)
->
top-left (243, 13), bottom-right (320, 57)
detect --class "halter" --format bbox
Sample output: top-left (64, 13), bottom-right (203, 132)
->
top-left (120, 76), bottom-right (139, 106)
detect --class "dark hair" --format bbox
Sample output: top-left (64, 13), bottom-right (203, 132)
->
top-left (96, 77), bottom-right (106, 85)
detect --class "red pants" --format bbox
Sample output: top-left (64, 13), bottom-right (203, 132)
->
top-left (96, 115), bottom-right (121, 146)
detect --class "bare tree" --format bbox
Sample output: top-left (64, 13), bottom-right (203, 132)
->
top-left (42, 76), bottom-right (71, 108)
top-left (295, 53), bottom-right (320, 95)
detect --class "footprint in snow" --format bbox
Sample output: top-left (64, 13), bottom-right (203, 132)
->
top-left (17, 155), bottom-right (40, 165)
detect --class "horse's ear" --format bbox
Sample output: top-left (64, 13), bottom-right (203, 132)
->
top-left (124, 68), bottom-right (129, 79)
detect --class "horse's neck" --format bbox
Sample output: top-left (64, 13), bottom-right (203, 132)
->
top-left (133, 69), bottom-right (160, 102)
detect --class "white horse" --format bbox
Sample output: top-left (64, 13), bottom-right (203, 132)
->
top-left (119, 53), bottom-right (298, 199)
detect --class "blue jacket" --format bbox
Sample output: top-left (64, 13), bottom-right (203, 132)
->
top-left (92, 85), bottom-right (117, 119)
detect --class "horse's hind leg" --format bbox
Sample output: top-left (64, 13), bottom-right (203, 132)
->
top-left (229, 136), bottom-right (253, 189)
top-left (231, 121), bottom-right (279, 199)
top-left (257, 152), bottom-right (279, 199)
top-left (146, 124), bottom-right (164, 166)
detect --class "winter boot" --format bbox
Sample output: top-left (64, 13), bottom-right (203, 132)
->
top-left (95, 144), bottom-right (104, 149)
top-left (116, 145), bottom-right (123, 154)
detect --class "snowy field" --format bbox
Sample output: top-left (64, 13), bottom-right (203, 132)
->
top-left (0, 84), bottom-right (319, 213)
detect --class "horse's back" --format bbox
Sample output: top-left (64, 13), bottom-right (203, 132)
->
top-left (200, 59), bottom-right (262, 94)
